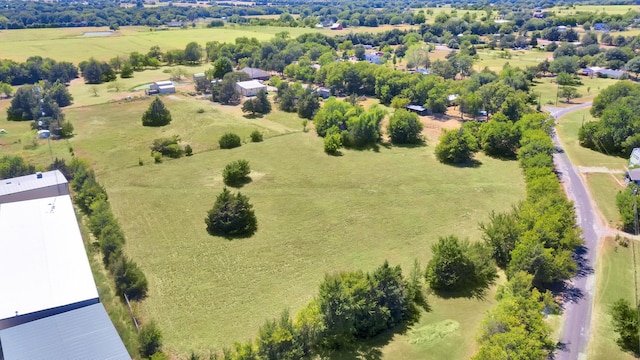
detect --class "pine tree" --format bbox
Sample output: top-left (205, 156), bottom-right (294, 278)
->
top-left (141, 97), bottom-right (172, 127)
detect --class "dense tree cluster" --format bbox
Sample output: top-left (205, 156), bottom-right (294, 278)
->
top-left (0, 155), bottom-right (36, 180)
top-left (425, 235), bottom-right (497, 295)
top-left (580, 82), bottom-right (640, 157)
top-left (0, 57), bottom-right (78, 85)
top-left (206, 260), bottom-right (425, 359)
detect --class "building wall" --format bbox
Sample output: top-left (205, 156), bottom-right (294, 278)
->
top-left (0, 184), bottom-right (70, 205)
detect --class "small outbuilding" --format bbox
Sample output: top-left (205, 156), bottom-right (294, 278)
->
top-left (149, 80), bottom-right (175, 95)
top-left (330, 23), bottom-right (343, 30)
top-left (236, 80), bottom-right (267, 97)
top-left (317, 87), bottom-right (331, 99)
top-left (406, 104), bottom-right (428, 116)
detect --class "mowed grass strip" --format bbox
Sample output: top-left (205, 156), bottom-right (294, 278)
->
top-left (556, 108), bottom-right (627, 169)
top-left (588, 237), bottom-right (639, 360)
top-left (585, 173), bottom-right (625, 228)
top-left (54, 95), bottom-right (526, 354)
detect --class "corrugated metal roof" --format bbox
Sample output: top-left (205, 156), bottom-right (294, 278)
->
top-left (236, 80), bottom-right (267, 90)
top-left (0, 195), bottom-right (98, 321)
top-left (0, 303), bottom-right (130, 360)
top-left (629, 168), bottom-right (640, 181)
top-left (0, 170), bottom-right (67, 197)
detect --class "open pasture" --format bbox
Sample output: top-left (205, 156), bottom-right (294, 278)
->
top-left (0, 94), bottom-right (528, 356)
top-left (548, 5), bottom-right (640, 15)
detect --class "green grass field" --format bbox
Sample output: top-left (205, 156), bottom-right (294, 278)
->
top-left (549, 4), bottom-right (640, 15)
top-left (0, 23), bottom-right (417, 63)
top-left (0, 93), bottom-right (527, 356)
top-left (588, 237), bottom-right (639, 360)
top-left (555, 108), bottom-right (627, 169)
top-left (585, 173), bottom-right (625, 228)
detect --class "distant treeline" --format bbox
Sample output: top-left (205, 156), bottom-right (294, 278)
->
top-left (0, 0), bottom-right (636, 29)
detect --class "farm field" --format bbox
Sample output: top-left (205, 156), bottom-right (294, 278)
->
top-left (588, 236), bottom-right (639, 360)
top-left (0, 23), bottom-right (416, 63)
top-left (548, 4), bottom-right (640, 15)
top-left (0, 92), bottom-right (526, 356)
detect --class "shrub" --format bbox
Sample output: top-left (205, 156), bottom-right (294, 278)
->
top-left (250, 130), bottom-right (263, 142)
top-left (324, 128), bottom-right (342, 154)
top-left (223, 160), bottom-right (251, 186)
top-left (138, 321), bottom-right (163, 358)
top-left (152, 151), bottom-right (162, 163)
top-left (184, 144), bottom-right (193, 156)
top-left (150, 135), bottom-right (183, 158)
top-left (387, 109), bottom-right (424, 145)
top-left (205, 188), bottom-right (257, 237)
top-left (435, 128), bottom-right (479, 164)
top-left (110, 255), bottom-right (148, 300)
top-left (219, 132), bottom-right (242, 149)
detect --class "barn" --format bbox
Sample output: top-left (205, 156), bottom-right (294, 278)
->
top-left (149, 80), bottom-right (176, 95)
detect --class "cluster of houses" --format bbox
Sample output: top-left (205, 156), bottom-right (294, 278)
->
top-left (0, 171), bottom-right (130, 359)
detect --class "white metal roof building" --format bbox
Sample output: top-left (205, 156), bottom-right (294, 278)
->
top-left (236, 80), bottom-right (267, 97)
top-left (0, 170), bottom-right (69, 204)
top-left (0, 303), bottom-right (130, 360)
top-left (0, 195), bottom-right (99, 323)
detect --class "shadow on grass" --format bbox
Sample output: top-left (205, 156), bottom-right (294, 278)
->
top-left (223, 177), bottom-right (253, 188)
top-left (208, 228), bottom-right (258, 241)
top-left (445, 159), bottom-right (483, 168)
top-left (243, 113), bottom-right (264, 120)
top-left (431, 283), bottom-right (492, 301)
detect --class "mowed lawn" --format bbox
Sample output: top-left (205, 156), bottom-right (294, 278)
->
top-left (588, 237), bottom-right (639, 360)
top-left (27, 95), bottom-right (526, 356)
top-left (555, 108), bottom-right (627, 169)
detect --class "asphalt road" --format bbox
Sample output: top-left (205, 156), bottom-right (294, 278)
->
top-left (544, 102), bottom-right (598, 360)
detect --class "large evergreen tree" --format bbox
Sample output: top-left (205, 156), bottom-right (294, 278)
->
top-left (142, 97), bottom-right (172, 127)
top-left (205, 188), bottom-right (257, 237)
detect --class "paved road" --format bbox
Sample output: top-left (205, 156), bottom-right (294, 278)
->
top-left (544, 102), bottom-right (599, 360)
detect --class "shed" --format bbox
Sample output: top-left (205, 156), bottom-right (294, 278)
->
top-left (364, 52), bottom-right (382, 64)
top-left (406, 104), bottom-right (428, 116)
top-left (0, 170), bottom-right (69, 204)
top-left (239, 67), bottom-right (270, 81)
top-left (317, 87), bottom-right (331, 99)
top-left (236, 80), bottom-right (267, 97)
top-left (330, 23), bottom-right (343, 30)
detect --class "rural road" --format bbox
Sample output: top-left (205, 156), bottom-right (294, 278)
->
top-left (544, 101), bottom-right (599, 360)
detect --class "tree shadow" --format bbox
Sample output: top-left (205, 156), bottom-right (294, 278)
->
top-left (430, 283), bottom-right (491, 301)
top-left (572, 245), bottom-right (594, 278)
top-left (446, 159), bottom-right (483, 168)
top-left (242, 113), bottom-right (264, 119)
top-left (547, 281), bottom-right (584, 308)
top-left (224, 177), bottom-right (253, 188)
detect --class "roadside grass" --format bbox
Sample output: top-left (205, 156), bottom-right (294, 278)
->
top-left (585, 173), bottom-right (625, 228)
top-left (555, 108), bottom-right (627, 169)
top-left (588, 236), bottom-right (639, 360)
top-left (9, 94), bottom-right (526, 355)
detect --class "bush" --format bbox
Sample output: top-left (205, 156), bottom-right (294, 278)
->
top-left (324, 127), bottom-right (342, 154)
top-left (184, 144), bottom-right (193, 156)
top-left (219, 132), bottom-right (242, 149)
top-left (150, 135), bottom-right (183, 158)
top-left (138, 321), bottom-right (163, 358)
top-left (223, 159), bottom-right (251, 186)
top-left (205, 188), bottom-right (257, 237)
top-left (435, 128), bottom-right (479, 164)
top-left (110, 255), bottom-right (148, 300)
top-left (152, 151), bottom-right (162, 163)
top-left (387, 109), bottom-right (424, 145)
top-left (250, 130), bottom-right (263, 142)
